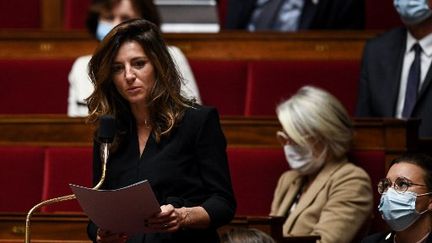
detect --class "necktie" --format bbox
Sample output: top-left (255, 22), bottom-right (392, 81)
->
top-left (253, 0), bottom-right (284, 30)
top-left (402, 43), bottom-right (422, 118)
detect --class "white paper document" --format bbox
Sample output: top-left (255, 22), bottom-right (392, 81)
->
top-left (70, 180), bottom-right (161, 234)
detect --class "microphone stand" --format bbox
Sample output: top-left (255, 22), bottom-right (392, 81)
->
top-left (24, 143), bottom-right (110, 243)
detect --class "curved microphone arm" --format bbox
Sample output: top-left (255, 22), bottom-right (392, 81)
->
top-left (24, 144), bottom-right (109, 243)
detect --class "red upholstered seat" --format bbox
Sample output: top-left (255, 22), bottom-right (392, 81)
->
top-left (227, 147), bottom-right (288, 216)
top-left (63, 0), bottom-right (91, 30)
top-left (0, 146), bottom-right (45, 212)
top-left (0, 0), bottom-right (40, 28)
top-left (365, 0), bottom-right (402, 30)
top-left (349, 150), bottom-right (388, 233)
top-left (41, 147), bottom-right (93, 212)
top-left (190, 60), bottom-right (248, 116)
top-left (0, 59), bottom-right (73, 114)
top-left (218, 0), bottom-right (227, 28)
top-left (245, 60), bottom-right (360, 116)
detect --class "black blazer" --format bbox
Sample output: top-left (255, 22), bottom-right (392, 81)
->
top-left (362, 231), bottom-right (432, 243)
top-left (87, 106), bottom-right (236, 243)
top-left (225, 0), bottom-right (364, 30)
top-left (356, 27), bottom-right (432, 137)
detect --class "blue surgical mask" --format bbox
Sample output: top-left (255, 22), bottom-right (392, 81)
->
top-left (379, 187), bottom-right (431, 231)
top-left (96, 20), bottom-right (115, 41)
top-left (394, 0), bottom-right (432, 25)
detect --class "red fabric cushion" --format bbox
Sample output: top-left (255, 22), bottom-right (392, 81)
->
top-left (218, 0), bottom-right (227, 28)
top-left (0, 59), bottom-right (73, 114)
top-left (63, 0), bottom-right (91, 29)
top-left (41, 147), bottom-right (93, 212)
top-left (365, 0), bottom-right (403, 30)
top-left (0, 146), bottom-right (45, 212)
top-left (0, 0), bottom-right (40, 28)
top-left (245, 60), bottom-right (360, 116)
top-left (349, 150), bottom-right (387, 233)
top-left (190, 60), bottom-right (248, 116)
top-left (227, 147), bottom-right (288, 215)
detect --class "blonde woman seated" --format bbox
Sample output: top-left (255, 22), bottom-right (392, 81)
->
top-left (271, 86), bottom-right (373, 243)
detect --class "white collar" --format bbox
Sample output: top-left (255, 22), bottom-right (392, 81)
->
top-left (406, 31), bottom-right (432, 57)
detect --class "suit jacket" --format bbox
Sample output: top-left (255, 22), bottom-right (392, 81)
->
top-left (362, 231), bottom-right (432, 243)
top-left (356, 27), bottom-right (432, 137)
top-left (87, 106), bottom-right (236, 243)
top-left (225, 0), bottom-right (364, 30)
top-left (270, 160), bottom-right (373, 243)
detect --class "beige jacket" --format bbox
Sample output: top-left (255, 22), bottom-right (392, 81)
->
top-left (270, 160), bottom-right (373, 243)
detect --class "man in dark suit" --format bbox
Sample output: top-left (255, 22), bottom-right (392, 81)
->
top-left (356, 0), bottom-right (432, 137)
top-left (225, 0), bottom-right (364, 31)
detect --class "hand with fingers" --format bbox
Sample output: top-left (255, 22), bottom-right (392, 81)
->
top-left (145, 204), bottom-right (182, 232)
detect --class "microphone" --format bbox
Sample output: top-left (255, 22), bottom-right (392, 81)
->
top-left (94, 115), bottom-right (116, 189)
top-left (24, 115), bottom-right (116, 243)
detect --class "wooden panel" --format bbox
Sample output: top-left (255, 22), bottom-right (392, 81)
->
top-left (0, 115), bottom-right (426, 168)
top-left (0, 31), bottom-right (377, 60)
top-left (0, 213), bottom-right (89, 241)
top-left (0, 213), bottom-right (317, 243)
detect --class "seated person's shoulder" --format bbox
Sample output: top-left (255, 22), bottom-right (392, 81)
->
top-left (72, 55), bottom-right (92, 67)
top-left (365, 27), bottom-right (406, 49)
top-left (331, 161), bottom-right (372, 186)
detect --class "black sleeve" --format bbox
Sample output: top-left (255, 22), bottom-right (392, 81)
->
top-left (356, 40), bottom-right (373, 117)
top-left (194, 108), bottom-right (236, 228)
top-left (86, 140), bottom-right (101, 241)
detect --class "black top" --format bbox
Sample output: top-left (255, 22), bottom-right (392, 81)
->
top-left (362, 231), bottom-right (432, 243)
top-left (87, 106), bottom-right (236, 243)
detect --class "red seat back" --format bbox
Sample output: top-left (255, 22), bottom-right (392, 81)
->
top-left (0, 59), bottom-right (73, 114)
top-left (227, 147), bottom-right (288, 215)
top-left (349, 150), bottom-right (388, 233)
top-left (245, 60), bottom-right (360, 116)
top-left (63, 0), bottom-right (91, 30)
top-left (41, 147), bottom-right (93, 212)
top-left (0, 146), bottom-right (45, 212)
top-left (190, 60), bottom-right (248, 116)
top-left (365, 0), bottom-right (403, 30)
top-left (0, 0), bottom-right (41, 28)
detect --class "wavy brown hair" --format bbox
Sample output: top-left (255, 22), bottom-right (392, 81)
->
top-left (86, 19), bottom-right (193, 145)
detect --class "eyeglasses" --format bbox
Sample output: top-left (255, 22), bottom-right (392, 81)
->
top-left (276, 130), bottom-right (295, 146)
top-left (377, 177), bottom-right (428, 194)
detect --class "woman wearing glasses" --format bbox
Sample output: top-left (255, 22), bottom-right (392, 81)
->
top-left (270, 86), bottom-right (373, 243)
top-left (362, 154), bottom-right (432, 243)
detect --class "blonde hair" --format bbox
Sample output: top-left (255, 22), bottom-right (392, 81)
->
top-left (276, 86), bottom-right (353, 160)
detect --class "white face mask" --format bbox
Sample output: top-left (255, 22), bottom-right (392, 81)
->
top-left (283, 144), bottom-right (326, 175)
top-left (394, 0), bottom-right (432, 25)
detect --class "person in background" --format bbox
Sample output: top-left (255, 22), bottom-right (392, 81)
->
top-left (225, 0), bottom-right (364, 31)
top-left (362, 154), bottom-right (432, 243)
top-left (86, 19), bottom-right (235, 242)
top-left (68, 0), bottom-right (201, 117)
top-left (220, 228), bottom-right (276, 243)
top-left (271, 86), bottom-right (373, 243)
top-left (356, 0), bottom-right (432, 137)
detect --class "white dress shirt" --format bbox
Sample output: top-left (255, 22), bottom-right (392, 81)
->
top-left (395, 32), bottom-right (432, 118)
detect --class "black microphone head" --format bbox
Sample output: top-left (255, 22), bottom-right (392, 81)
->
top-left (98, 115), bottom-right (116, 143)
